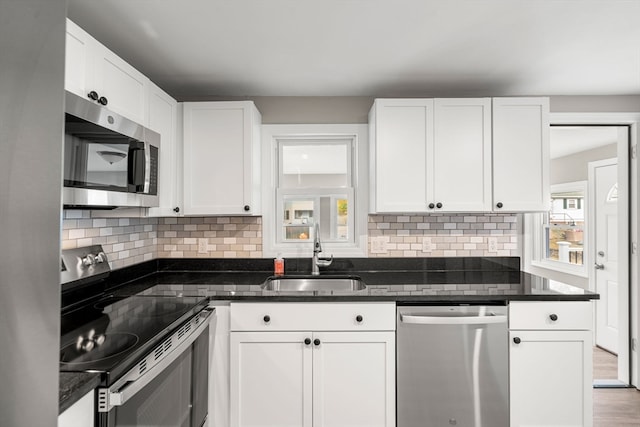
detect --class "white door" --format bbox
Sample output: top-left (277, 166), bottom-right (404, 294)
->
top-left (230, 331), bottom-right (312, 427)
top-left (591, 159), bottom-right (619, 354)
top-left (312, 332), bottom-right (395, 427)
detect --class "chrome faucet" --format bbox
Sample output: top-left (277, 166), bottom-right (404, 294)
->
top-left (312, 222), bottom-right (333, 275)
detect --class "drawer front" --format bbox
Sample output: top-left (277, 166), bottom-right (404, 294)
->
top-left (230, 302), bottom-right (396, 331)
top-left (509, 301), bottom-right (592, 330)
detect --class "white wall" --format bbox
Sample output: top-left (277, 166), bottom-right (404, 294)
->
top-left (551, 143), bottom-right (617, 184)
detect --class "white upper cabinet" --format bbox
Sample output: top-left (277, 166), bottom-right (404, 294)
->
top-left (492, 97), bottom-right (550, 212)
top-left (370, 99), bottom-right (432, 213)
top-left (369, 98), bottom-right (491, 213)
top-left (147, 83), bottom-right (182, 217)
top-left (433, 98), bottom-right (492, 212)
top-left (65, 19), bottom-right (149, 125)
top-left (182, 101), bottom-right (262, 216)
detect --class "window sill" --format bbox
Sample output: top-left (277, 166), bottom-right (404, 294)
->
top-left (530, 259), bottom-right (589, 279)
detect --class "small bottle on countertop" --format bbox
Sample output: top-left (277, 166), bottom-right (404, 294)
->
top-left (274, 253), bottom-right (284, 276)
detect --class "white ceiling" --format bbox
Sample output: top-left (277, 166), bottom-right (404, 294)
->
top-left (67, 0), bottom-right (640, 100)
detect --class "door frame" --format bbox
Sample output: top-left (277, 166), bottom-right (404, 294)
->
top-left (551, 112), bottom-right (640, 388)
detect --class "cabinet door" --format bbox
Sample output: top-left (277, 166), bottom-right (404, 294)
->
top-left (65, 19), bottom-right (94, 98)
top-left (230, 331), bottom-right (312, 427)
top-left (92, 45), bottom-right (149, 125)
top-left (313, 332), bottom-right (395, 427)
top-left (147, 83), bottom-right (181, 217)
top-left (58, 390), bottom-right (94, 427)
top-left (433, 98), bottom-right (492, 212)
top-left (370, 99), bottom-right (433, 213)
top-left (493, 97), bottom-right (550, 212)
top-left (509, 330), bottom-right (592, 427)
top-left (183, 102), bottom-right (261, 215)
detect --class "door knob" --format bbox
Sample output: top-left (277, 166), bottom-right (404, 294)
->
top-left (595, 263), bottom-right (605, 270)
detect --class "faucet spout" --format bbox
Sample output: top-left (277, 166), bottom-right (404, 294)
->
top-left (312, 223), bottom-right (332, 275)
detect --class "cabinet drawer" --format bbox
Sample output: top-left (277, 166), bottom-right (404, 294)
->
top-left (509, 301), bottom-right (592, 330)
top-left (230, 302), bottom-right (396, 331)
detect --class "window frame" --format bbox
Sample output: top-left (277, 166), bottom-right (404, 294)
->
top-left (530, 180), bottom-right (589, 277)
top-left (261, 124), bottom-right (369, 258)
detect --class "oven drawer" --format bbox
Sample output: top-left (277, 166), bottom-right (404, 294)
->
top-left (509, 301), bottom-right (592, 330)
top-left (230, 302), bottom-right (396, 331)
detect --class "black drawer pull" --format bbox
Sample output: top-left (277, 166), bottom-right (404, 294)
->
top-left (263, 315), bottom-right (271, 323)
top-left (549, 314), bottom-right (558, 321)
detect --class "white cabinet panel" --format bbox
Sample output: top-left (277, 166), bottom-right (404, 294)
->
top-left (313, 332), bottom-right (395, 427)
top-left (493, 97), bottom-right (550, 212)
top-left (65, 19), bottom-right (149, 125)
top-left (93, 46), bottom-right (148, 125)
top-left (65, 19), bottom-right (92, 99)
top-left (509, 330), bottom-right (592, 427)
top-left (509, 301), bottom-right (593, 427)
top-left (230, 303), bottom-right (395, 427)
top-left (433, 98), bottom-right (492, 211)
top-left (370, 99), bottom-right (432, 212)
top-left (370, 98), bottom-right (491, 213)
top-left (58, 390), bottom-right (94, 427)
top-left (230, 332), bottom-right (312, 427)
top-left (230, 302), bottom-right (396, 332)
top-left (183, 102), bottom-right (261, 215)
top-left (147, 83), bottom-right (181, 217)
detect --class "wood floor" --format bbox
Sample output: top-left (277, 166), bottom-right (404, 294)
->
top-left (593, 346), bottom-right (640, 427)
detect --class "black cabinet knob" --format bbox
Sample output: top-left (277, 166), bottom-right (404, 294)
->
top-left (314, 338), bottom-right (321, 346)
top-left (549, 314), bottom-right (558, 321)
top-left (173, 207), bottom-right (180, 213)
top-left (87, 91), bottom-right (99, 101)
top-left (98, 96), bottom-right (108, 106)
top-left (356, 315), bottom-right (363, 323)
top-left (244, 205), bottom-right (250, 212)
top-left (513, 337), bottom-right (521, 344)
top-left (436, 202), bottom-right (443, 209)
top-left (263, 315), bottom-right (270, 323)
top-left (428, 203), bottom-right (435, 209)
top-left (496, 202), bottom-right (504, 208)
top-left (304, 338), bottom-right (311, 345)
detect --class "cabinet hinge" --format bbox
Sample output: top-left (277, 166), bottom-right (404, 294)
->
top-left (631, 145), bottom-right (637, 160)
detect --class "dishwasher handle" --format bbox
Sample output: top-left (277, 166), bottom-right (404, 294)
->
top-left (399, 313), bottom-right (507, 325)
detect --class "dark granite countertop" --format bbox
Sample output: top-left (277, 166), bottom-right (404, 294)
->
top-left (60, 256), bottom-right (598, 411)
top-left (59, 372), bottom-right (101, 414)
top-left (113, 270), bottom-right (597, 302)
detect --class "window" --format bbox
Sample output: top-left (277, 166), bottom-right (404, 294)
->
top-left (530, 181), bottom-right (588, 276)
top-left (262, 124), bottom-right (368, 257)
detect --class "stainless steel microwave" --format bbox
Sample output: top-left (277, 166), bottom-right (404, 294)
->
top-left (63, 91), bottom-right (160, 209)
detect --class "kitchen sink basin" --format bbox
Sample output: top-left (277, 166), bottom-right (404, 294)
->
top-left (261, 275), bottom-right (366, 292)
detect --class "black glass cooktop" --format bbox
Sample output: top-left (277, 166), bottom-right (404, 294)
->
top-left (59, 294), bottom-right (208, 385)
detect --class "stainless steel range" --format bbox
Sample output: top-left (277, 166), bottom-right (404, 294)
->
top-left (60, 246), bottom-right (214, 427)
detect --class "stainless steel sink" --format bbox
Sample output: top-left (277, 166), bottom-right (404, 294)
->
top-left (261, 275), bottom-right (366, 292)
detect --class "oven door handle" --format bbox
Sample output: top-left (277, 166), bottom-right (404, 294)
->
top-left (98, 308), bottom-right (214, 412)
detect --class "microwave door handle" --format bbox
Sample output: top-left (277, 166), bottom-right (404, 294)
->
top-left (99, 310), bottom-right (214, 412)
top-left (127, 143), bottom-right (145, 191)
top-left (143, 142), bottom-right (151, 194)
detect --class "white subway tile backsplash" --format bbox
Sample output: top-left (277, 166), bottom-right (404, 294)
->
top-left (61, 211), bottom-right (518, 269)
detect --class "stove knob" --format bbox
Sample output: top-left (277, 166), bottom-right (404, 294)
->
top-left (95, 252), bottom-right (108, 264)
top-left (82, 254), bottom-right (96, 267)
top-left (94, 334), bottom-right (106, 346)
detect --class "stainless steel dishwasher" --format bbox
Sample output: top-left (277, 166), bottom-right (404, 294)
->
top-left (397, 305), bottom-right (508, 427)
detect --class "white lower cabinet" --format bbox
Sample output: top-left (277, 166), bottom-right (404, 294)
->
top-left (229, 303), bottom-right (395, 427)
top-left (509, 301), bottom-right (593, 427)
top-left (58, 390), bottom-right (94, 427)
